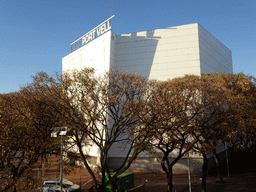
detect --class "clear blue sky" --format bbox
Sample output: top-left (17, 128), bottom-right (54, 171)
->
top-left (1, 0), bottom-right (255, 94)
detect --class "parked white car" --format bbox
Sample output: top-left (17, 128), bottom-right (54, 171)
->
top-left (38, 178), bottom-right (80, 192)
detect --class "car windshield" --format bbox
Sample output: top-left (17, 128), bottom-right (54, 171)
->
top-left (61, 184), bottom-right (68, 188)
top-left (43, 183), bottom-right (55, 187)
top-left (43, 179), bottom-right (74, 189)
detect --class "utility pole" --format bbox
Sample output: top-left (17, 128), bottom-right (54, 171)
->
top-left (51, 127), bottom-right (73, 192)
top-left (188, 153), bottom-right (192, 192)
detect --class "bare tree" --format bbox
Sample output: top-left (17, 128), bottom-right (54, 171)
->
top-left (56, 68), bottom-right (155, 192)
top-left (188, 73), bottom-right (234, 190)
top-left (190, 72), bottom-right (256, 191)
top-left (141, 76), bottom-right (201, 192)
top-left (221, 73), bottom-right (256, 150)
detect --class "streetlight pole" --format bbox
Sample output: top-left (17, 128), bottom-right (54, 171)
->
top-left (188, 152), bottom-right (192, 192)
top-left (225, 142), bottom-right (230, 177)
top-left (60, 134), bottom-right (63, 192)
top-left (51, 127), bottom-right (72, 192)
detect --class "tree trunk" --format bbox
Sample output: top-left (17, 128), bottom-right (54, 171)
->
top-left (75, 134), bottom-right (98, 190)
top-left (166, 168), bottom-right (173, 192)
top-left (98, 184), bottom-right (106, 192)
top-left (201, 152), bottom-right (208, 192)
top-left (212, 149), bottom-right (224, 183)
top-left (160, 153), bottom-right (173, 192)
top-left (110, 180), bottom-right (117, 192)
top-left (160, 152), bottom-right (188, 192)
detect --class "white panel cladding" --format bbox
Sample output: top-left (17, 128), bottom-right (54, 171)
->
top-left (198, 24), bottom-right (233, 73)
top-left (62, 22), bottom-right (233, 161)
top-left (111, 23), bottom-right (232, 159)
top-left (62, 30), bottom-right (113, 76)
top-left (115, 23), bottom-right (201, 81)
top-left (109, 32), bottom-right (116, 68)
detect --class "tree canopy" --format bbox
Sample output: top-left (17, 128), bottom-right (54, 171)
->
top-left (0, 76), bottom-right (63, 191)
top-left (1, 69), bottom-right (255, 192)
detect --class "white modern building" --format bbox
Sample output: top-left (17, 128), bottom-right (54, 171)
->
top-left (62, 16), bottom-right (233, 172)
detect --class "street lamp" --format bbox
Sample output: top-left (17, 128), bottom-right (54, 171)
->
top-left (51, 127), bottom-right (72, 192)
top-left (187, 152), bottom-right (192, 192)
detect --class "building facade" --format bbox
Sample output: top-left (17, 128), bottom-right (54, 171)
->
top-left (62, 16), bottom-right (233, 172)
